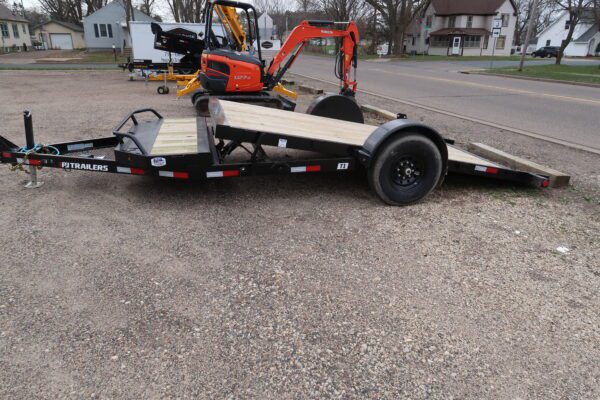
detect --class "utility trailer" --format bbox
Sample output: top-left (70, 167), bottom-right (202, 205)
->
top-left (0, 100), bottom-right (549, 205)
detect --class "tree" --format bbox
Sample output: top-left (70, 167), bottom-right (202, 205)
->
top-left (515, 0), bottom-right (557, 44)
top-left (138, 0), bottom-right (155, 17)
top-left (296, 0), bottom-right (315, 13)
top-left (553, 0), bottom-right (594, 64)
top-left (364, 0), bottom-right (426, 55)
top-left (37, 0), bottom-right (109, 26)
top-left (315, 0), bottom-right (366, 21)
top-left (166, 0), bottom-right (204, 22)
top-left (25, 8), bottom-right (50, 27)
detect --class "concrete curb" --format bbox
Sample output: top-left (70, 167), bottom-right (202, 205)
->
top-left (360, 104), bottom-right (398, 120)
top-left (463, 70), bottom-right (600, 89)
top-left (298, 84), bottom-right (323, 94)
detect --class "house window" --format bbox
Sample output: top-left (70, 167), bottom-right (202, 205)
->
top-left (430, 36), bottom-right (449, 47)
top-left (496, 35), bottom-right (506, 49)
top-left (12, 23), bottom-right (19, 38)
top-left (464, 35), bottom-right (481, 48)
top-left (546, 39), bottom-right (551, 46)
top-left (564, 20), bottom-right (570, 29)
top-left (501, 14), bottom-right (510, 27)
top-left (467, 16), bottom-right (473, 28)
top-left (22, 24), bottom-right (27, 34)
top-left (448, 16), bottom-right (456, 28)
top-left (412, 36), bottom-right (415, 46)
top-left (483, 35), bottom-right (489, 49)
top-left (425, 15), bottom-right (432, 28)
top-left (93, 23), bottom-right (112, 38)
top-left (0, 23), bottom-right (8, 38)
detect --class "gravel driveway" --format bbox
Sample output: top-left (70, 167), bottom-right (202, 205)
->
top-left (0, 70), bottom-right (598, 399)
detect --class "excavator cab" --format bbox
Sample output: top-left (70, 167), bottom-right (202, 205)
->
top-left (200, 0), bottom-right (265, 93)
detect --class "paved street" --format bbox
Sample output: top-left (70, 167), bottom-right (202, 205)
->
top-left (291, 55), bottom-right (600, 151)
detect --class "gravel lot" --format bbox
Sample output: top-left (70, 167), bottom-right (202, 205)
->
top-left (0, 70), bottom-right (598, 399)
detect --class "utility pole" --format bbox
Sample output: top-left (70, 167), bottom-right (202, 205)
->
top-left (519, 0), bottom-right (540, 72)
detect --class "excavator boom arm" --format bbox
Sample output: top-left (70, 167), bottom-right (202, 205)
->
top-left (266, 20), bottom-right (359, 92)
top-left (214, 4), bottom-right (247, 50)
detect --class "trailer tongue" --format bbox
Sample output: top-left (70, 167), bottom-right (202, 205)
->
top-left (0, 100), bottom-right (549, 205)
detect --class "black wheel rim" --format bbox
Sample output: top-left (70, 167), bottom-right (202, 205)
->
top-left (390, 156), bottom-right (423, 187)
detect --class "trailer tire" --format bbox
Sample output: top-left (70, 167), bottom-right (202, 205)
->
top-left (369, 133), bottom-right (442, 205)
top-left (157, 86), bottom-right (169, 95)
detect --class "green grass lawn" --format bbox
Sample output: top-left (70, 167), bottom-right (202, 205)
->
top-left (493, 64), bottom-right (600, 84)
top-left (69, 50), bottom-right (128, 64)
top-left (362, 54), bottom-right (528, 62)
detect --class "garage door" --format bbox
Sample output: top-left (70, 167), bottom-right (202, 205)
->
top-left (50, 33), bottom-right (73, 50)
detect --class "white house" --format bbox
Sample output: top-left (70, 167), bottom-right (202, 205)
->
top-left (536, 10), bottom-right (599, 57)
top-left (405, 0), bottom-right (518, 56)
top-left (83, 0), bottom-right (155, 51)
top-left (0, 3), bottom-right (32, 52)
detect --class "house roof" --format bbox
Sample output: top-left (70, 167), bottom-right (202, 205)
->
top-left (85, 0), bottom-right (155, 22)
top-left (0, 3), bottom-right (28, 22)
top-left (34, 20), bottom-right (84, 32)
top-left (574, 23), bottom-right (599, 43)
top-left (429, 27), bottom-right (491, 36)
top-left (428, 0), bottom-right (517, 16)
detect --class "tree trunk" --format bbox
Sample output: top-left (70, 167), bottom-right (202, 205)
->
top-left (556, 14), bottom-right (577, 65)
top-left (393, 25), bottom-right (404, 55)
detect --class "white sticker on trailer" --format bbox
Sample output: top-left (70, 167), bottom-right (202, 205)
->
top-left (278, 138), bottom-right (287, 148)
top-left (67, 143), bottom-right (93, 151)
top-left (290, 166), bottom-right (306, 173)
top-left (475, 165), bottom-right (487, 172)
top-left (337, 162), bottom-right (349, 170)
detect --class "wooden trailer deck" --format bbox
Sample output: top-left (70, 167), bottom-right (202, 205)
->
top-left (149, 99), bottom-right (500, 168)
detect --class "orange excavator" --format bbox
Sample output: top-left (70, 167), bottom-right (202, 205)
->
top-left (181, 0), bottom-right (363, 122)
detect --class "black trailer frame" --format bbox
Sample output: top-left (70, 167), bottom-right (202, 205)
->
top-left (0, 107), bottom-right (550, 205)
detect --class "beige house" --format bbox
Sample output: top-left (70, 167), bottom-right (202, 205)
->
top-left (405, 0), bottom-right (518, 56)
top-left (34, 20), bottom-right (85, 50)
top-left (0, 3), bottom-right (32, 52)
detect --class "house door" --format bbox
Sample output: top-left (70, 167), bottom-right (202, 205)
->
top-left (452, 36), bottom-right (461, 55)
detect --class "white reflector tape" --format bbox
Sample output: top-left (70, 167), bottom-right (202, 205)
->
top-left (290, 166), bottom-right (306, 173)
top-left (67, 142), bottom-right (93, 152)
top-left (206, 171), bottom-right (224, 178)
top-left (475, 165), bottom-right (487, 172)
top-left (159, 171), bottom-right (174, 178)
top-left (117, 167), bottom-right (131, 174)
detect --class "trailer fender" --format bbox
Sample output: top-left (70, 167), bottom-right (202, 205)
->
top-left (357, 119), bottom-right (448, 181)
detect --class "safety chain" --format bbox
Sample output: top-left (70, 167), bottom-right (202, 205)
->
top-left (9, 144), bottom-right (60, 174)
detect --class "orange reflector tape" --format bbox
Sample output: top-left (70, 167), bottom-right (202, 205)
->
top-left (206, 170), bottom-right (240, 178)
top-left (475, 165), bottom-right (498, 174)
top-left (291, 165), bottom-right (321, 173)
top-left (159, 171), bottom-right (189, 179)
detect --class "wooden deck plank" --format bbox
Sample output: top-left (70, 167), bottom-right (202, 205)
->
top-left (447, 145), bottom-right (500, 167)
top-left (215, 100), bottom-right (377, 146)
top-left (469, 142), bottom-right (570, 187)
top-left (150, 118), bottom-right (198, 155)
